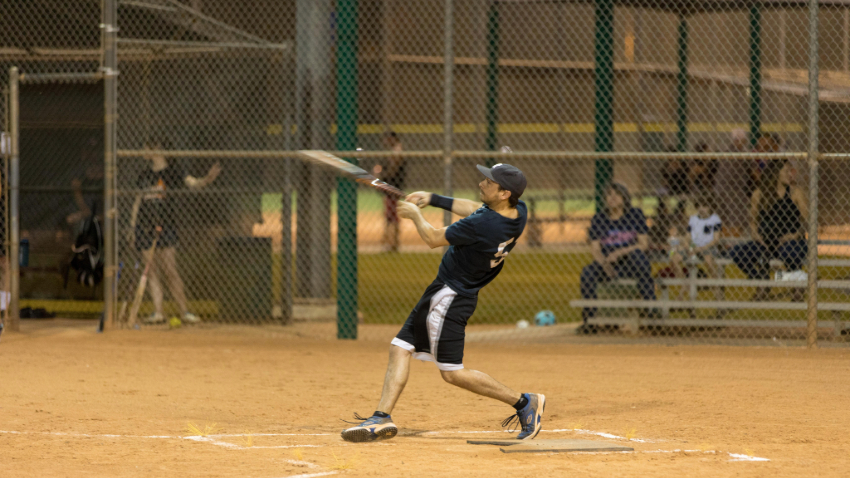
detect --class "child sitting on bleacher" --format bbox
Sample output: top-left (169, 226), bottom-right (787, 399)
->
top-left (670, 197), bottom-right (724, 303)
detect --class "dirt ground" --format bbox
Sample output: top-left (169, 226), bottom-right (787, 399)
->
top-left (2, 320), bottom-right (849, 477)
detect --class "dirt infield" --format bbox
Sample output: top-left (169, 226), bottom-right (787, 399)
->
top-left (2, 320), bottom-right (849, 477)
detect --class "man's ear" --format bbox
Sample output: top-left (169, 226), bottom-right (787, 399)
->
top-left (500, 189), bottom-right (512, 201)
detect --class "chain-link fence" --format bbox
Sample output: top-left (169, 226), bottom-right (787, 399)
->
top-left (4, 1), bottom-right (850, 347)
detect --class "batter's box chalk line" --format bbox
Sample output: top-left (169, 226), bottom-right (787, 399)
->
top-left (277, 472), bottom-right (337, 478)
top-left (421, 428), bottom-right (769, 462)
top-left (0, 428), bottom-right (770, 462)
top-left (421, 427), bottom-right (655, 443)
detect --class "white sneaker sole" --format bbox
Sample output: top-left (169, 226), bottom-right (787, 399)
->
top-left (341, 423), bottom-right (398, 443)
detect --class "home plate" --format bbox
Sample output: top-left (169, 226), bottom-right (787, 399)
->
top-left (468, 438), bottom-right (634, 454)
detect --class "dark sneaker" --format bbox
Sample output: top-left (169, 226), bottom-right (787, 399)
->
top-left (341, 413), bottom-right (398, 443)
top-left (502, 393), bottom-right (546, 440)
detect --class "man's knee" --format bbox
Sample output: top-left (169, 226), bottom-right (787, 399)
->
top-left (390, 343), bottom-right (413, 358)
top-left (440, 369), bottom-right (461, 385)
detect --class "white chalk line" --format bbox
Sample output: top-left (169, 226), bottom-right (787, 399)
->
top-left (418, 429), bottom-right (768, 462)
top-left (184, 435), bottom-right (325, 450)
top-left (1, 428), bottom-right (770, 462)
top-left (0, 430), bottom-right (338, 476)
top-left (728, 453), bottom-right (770, 462)
top-left (420, 428), bottom-right (655, 443)
top-left (279, 472), bottom-right (337, 478)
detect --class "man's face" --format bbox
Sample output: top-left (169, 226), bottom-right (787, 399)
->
top-left (479, 177), bottom-right (507, 206)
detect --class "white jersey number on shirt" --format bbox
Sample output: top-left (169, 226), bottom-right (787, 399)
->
top-left (490, 237), bottom-right (516, 268)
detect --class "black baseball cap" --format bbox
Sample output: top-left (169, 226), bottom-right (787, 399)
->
top-left (476, 163), bottom-right (527, 200)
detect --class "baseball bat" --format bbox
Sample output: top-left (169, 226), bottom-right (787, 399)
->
top-left (127, 229), bottom-right (161, 327)
top-left (295, 150), bottom-right (406, 199)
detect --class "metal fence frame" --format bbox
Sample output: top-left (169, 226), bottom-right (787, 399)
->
top-left (1, 0), bottom-right (836, 347)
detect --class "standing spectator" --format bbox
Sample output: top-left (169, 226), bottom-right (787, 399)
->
top-left (730, 160), bottom-right (807, 301)
top-left (128, 142), bottom-right (222, 324)
top-left (579, 183), bottom-right (657, 333)
top-left (661, 146), bottom-right (690, 201)
top-left (379, 132), bottom-right (405, 252)
top-left (715, 129), bottom-right (750, 231)
top-left (689, 142), bottom-right (718, 202)
top-left (747, 133), bottom-right (782, 199)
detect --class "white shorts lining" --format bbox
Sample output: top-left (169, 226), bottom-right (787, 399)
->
top-left (390, 338), bottom-right (464, 371)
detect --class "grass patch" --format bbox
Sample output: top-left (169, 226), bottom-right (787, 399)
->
top-left (358, 251), bottom-right (589, 325)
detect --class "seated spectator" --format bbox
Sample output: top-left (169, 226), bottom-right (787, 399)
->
top-left (670, 197), bottom-right (724, 303)
top-left (730, 160), bottom-right (807, 301)
top-left (579, 183), bottom-right (657, 333)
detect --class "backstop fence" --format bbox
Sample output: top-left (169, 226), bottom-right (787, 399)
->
top-left (3, 0), bottom-right (850, 347)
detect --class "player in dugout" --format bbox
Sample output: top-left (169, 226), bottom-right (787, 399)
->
top-left (341, 163), bottom-right (546, 443)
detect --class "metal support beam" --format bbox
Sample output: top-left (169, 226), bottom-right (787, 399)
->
top-left (593, 0), bottom-right (615, 210)
top-left (806, 0), bottom-right (820, 349)
top-left (336, 0), bottom-right (359, 340)
top-left (7, 67), bottom-right (19, 332)
top-left (675, 14), bottom-right (690, 153)
top-left (294, 0), bottom-right (333, 301)
top-left (485, 0), bottom-right (500, 166)
top-left (748, 2), bottom-right (762, 148)
top-left (443, 0), bottom-right (455, 228)
top-left (102, 0), bottom-right (118, 330)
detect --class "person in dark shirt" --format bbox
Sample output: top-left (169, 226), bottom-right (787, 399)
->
top-left (128, 143), bottom-right (221, 325)
top-left (379, 132), bottom-right (405, 252)
top-left (341, 163), bottom-right (545, 443)
top-left (690, 142), bottom-right (718, 198)
top-left (579, 183), bottom-right (656, 333)
top-left (730, 160), bottom-right (807, 301)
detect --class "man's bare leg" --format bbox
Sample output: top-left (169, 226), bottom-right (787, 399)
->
top-left (376, 344), bottom-right (412, 414)
top-left (442, 368), bottom-right (545, 440)
top-left (440, 368), bottom-right (521, 405)
top-left (341, 345), bottom-right (409, 442)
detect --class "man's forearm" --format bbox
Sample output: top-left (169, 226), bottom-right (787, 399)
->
top-left (451, 198), bottom-right (482, 218)
top-left (410, 212), bottom-right (439, 248)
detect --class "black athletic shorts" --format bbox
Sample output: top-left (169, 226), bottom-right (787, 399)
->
top-left (392, 279), bottom-right (478, 371)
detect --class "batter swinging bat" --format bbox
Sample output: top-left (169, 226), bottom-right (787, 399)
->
top-left (295, 150), bottom-right (406, 199)
top-left (127, 228), bottom-right (161, 327)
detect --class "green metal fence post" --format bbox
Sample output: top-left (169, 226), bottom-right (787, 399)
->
top-left (336, 0), bottom-right (358, 339)
top-left (485, 0), bottom-right (500, 166)
top-left (593, 0), bottom-right (615, 210)
top-left (748, 2), bottom-right (762, 148)
top-left (675, 14), bottom-right (690, 153)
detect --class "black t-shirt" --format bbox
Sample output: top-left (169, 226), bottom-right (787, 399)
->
top-left (384, 161), bottom-right (406, 190)
top-left (437, 201), bottom-right (527, 298)
top-left (589, 207), bottom-right (648, 257)
top-left (136, 165), bottom-right (185, 230)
